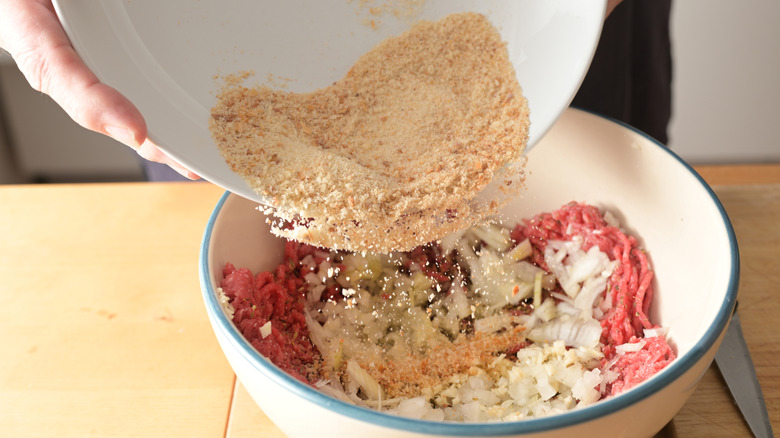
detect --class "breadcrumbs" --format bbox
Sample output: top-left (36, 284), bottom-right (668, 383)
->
top-left (209, 12), bottom-right (530, 253)
top-left (357, 327), bottom-right (527, 399)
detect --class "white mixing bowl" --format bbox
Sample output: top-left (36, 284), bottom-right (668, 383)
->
top-left (200, 108), bottom-right (738, 437)
top-left (55, 0), bottom-right (605, 205)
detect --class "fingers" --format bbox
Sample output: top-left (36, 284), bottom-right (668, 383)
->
top-left (137, 140), bottom-right (201, 180)
top-left (1, 0), bottom-right (147, 149)
top-left (0, 0), bottom-right (200, 179)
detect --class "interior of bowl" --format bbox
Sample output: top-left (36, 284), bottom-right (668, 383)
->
top-left (199, 109), bottom-right (738, 434)
top-left (55, 0), bottom-right (605, 205)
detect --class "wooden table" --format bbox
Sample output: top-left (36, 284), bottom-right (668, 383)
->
top-left (1, 164), bottom-right (778, 437)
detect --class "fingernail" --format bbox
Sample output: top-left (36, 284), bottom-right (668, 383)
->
top-left (104, 125), bottom-right (140, 148)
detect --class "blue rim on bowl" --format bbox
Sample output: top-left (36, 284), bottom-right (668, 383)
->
top-left (198, 111), bottom-right (739, 435)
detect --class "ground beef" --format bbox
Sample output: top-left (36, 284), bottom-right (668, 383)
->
top-left (223, 202), bottom-right (675, 401)
top-left (510, 202), bottom-right (675, 395)
top-left (220, 241), bottom-right (325, 384)
top-left (607, 336), bottom-right (676, 395)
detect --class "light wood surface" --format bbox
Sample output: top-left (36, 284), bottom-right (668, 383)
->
top-left (0, 182), bottom-right (232, 437)
top-left (1, 164), bottom-right (778, 437)
top-left (665, 167), bottom-right (780, 437)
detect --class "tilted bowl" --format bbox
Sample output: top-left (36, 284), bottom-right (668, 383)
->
top-left (55, 0), bottom-right (605, 206)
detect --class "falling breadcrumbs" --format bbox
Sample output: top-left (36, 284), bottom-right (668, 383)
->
top-left (209, 12), bottom-right (530, 253)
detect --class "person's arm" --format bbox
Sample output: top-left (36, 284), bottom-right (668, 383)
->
top-left (606, 0), bottom-right (623, 18)
top-left (0, 0), bottom-right (198, 179)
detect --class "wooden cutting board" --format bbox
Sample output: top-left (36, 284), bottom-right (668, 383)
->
top-left (0, 164), bottom-right (777, 437)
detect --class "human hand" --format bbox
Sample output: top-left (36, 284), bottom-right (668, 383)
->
top-left (0, 0), bottom-right (199, 179)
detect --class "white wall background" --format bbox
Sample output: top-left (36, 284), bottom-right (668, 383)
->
top-left (0, 1), bottom-right (778, 184)
top-left (668, 0), bottom-right (780, 164)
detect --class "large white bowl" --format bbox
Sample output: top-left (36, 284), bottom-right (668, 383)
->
top-left (54, 0), bottom-right (605, 206)
top-left (199, 108), bottom-right (739, 437)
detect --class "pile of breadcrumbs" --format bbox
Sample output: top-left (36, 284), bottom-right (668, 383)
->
top-left (209, 12), bottom-right (530, 253)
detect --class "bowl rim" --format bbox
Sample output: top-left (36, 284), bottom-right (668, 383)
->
top-left (198, 109), bottom-right (740, 435)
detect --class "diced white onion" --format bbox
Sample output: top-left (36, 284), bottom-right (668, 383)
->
top-left (644, 327), bottom-right (668, 338)
top-left (615, 340), bottom-right (646, 354)
top-left (528, 316), bottom-right (602, 348)
top-left (259, 321), bottom-right (272, 339)
top-left (346, 360), bottom-right (383, 402)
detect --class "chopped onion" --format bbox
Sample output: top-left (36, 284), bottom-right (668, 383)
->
top-left (471, 223), bottom-right (513, 252)
top-left (528, 316), bottom-right (602, 348)
top-left (346, 360), bottom-right (383, 402)
top-left (615, 340), bottom-right (646, 354)
top-left (439, 228), bottom-right (467, 255)
top-left (506, 238), bottom-right (533, 261)
top-left (644, 327), bottom-right (668, 338)
top-left (534, 298), bottom-right (557, 322)
top-left (300, 254), bottom-right (316, 270)
top-left (573, 275), bottom-right (608, 317)
top-left (393, 396), bottom-right (430, 419)
top-left (216, 287), bottom-right (235, 319)
top-left (259, 321), bottom-right (272, 339)
top-left (286, 210), bottom-right (664, 422)
top-left (309, 283), bottom-right (326, 303)
top-left (304, 271), bottom-right (322, 286)
top-left (544, 240), bottom-right (616, 299)
top-left (533, 271), bottom-right (543, 308)
top-left (572, 369), bottom-right (602, 405)
top-left (473, 312), bottom-right (526, 334)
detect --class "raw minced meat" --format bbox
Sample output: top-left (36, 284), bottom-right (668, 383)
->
top-left (219, 202), bottom-right (675, 421)
top-left (220, 257), bottom-right (323, 384)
